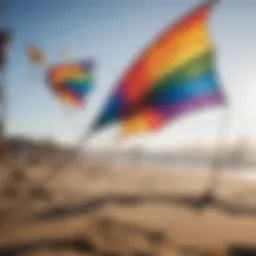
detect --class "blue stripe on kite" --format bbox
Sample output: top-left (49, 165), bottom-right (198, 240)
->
top-left (64, 82), bottom-right (92, 95)
top-left (151, 72), bottom-right (219, 106)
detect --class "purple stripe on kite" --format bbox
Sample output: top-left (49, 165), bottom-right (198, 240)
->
top-left (156, 91), bottom-right (225, 121)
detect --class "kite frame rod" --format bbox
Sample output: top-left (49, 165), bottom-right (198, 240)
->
top-left (200, 105), bottom-right (231, 202)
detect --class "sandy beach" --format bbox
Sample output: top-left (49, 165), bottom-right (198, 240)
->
top-left (0, 162), bottom-right (256, 256)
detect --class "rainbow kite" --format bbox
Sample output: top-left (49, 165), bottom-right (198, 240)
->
top-left (47, 61), bottom-right (93, 107)
top-left (93, 0), bottom-right (225, 135)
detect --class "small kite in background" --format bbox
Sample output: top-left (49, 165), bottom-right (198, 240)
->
top-left (47, 61), bottom-right (94, 107)
top-left (26, 45), bottom-right (46, 67)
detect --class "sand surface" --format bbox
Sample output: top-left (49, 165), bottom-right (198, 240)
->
top-left (0, 162), bottom-right (256, 255)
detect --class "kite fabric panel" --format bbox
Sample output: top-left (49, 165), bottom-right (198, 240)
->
top-left (92, 0), bottom-right (225, 136)
top-left (47, 61), bottom-right (94, 107)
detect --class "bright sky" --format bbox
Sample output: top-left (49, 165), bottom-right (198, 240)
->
top-left (3, 0), bottom-right (256, 150)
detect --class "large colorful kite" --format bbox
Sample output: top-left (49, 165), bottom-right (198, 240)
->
top-left (92, 0), bottom-right (225, 136)
top-left (47, 61), bottom-right (94, 107)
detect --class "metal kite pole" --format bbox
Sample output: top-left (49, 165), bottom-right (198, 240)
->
top-left (196, 105), bottom-right (231, 206)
